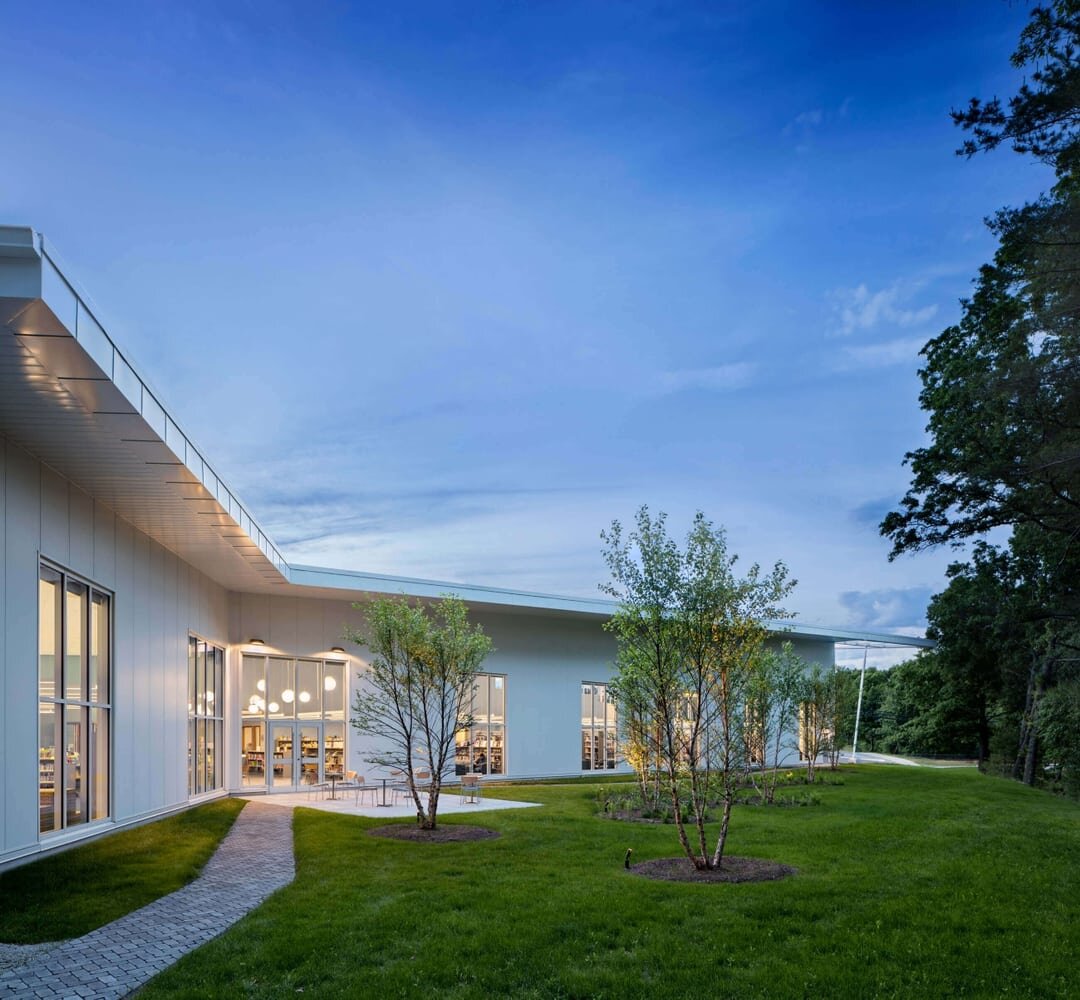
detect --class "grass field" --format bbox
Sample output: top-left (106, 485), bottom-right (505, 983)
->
top-left (0, 798), bottom-right (245, 944)
top-left (138, 768), bottom-right (1079, 999)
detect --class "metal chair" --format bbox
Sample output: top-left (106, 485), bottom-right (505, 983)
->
top-left (459, 772), bottom-right (483, 804)
top-left (351, 775), bottom-right (378, 806)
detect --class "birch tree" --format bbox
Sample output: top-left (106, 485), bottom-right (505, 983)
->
top-left (602, 507), bottom-right (794, 870)
top-left (346, 595), bottom-right (492, 830)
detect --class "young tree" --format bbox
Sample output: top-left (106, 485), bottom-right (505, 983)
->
top-left (346, 595), bottom-right (493, 830)
top-left (798, 665), bottom-right (839, 783)
top-left (609, 651), bottom-right (664, 812)
top-left (745, 642), bottom-right (805, 804)
top-left (602, 506), bottom-right (794, 870)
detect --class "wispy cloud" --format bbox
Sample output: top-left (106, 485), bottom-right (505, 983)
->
top-left (829, 282), bottom-right (938, 336)
top-left (839, 587), bottom-right (932, 631)
top-left (835, 336), bottom-right (926, 371)
top-left (656, 362), bottom-right (756, 393)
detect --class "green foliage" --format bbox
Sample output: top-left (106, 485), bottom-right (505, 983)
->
top-left (601, 506), bottom-right (794, 868)
top-left (746, 642), bottom-right (805, 803)
top-left (883, 0), bottom-right (1080, 794)
top-left (140, 770), bottom-right (1080, 999)
top-left (346, 594), bottom-right (493, 829)
top-left (0, 799), bottom-right (245, 944)
top-left (953, 0), bottom-right (1080, 182)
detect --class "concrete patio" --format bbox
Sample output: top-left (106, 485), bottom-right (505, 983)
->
top-left (241, 788), bottom-right (542, 818)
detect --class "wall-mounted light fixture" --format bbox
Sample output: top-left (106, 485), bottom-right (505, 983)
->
top-left (248, 638), bottom-right (265, 646)
top-left (330, 646), bottom-right (345, 654)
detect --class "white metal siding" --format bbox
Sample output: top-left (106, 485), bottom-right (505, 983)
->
top-left (0, 435), bottom-right (229, 866)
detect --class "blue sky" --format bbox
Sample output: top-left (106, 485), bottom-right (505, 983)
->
top-left (2, 2), bottom-right (1049, 662)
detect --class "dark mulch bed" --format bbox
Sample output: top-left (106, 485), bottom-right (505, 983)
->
top-left (629, 855), bottom-right (796, 883)
top-left (367, 824), bottom-right (500, 843)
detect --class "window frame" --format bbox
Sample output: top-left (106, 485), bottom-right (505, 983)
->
top-left (38, 559), bottom-right (113, 837)
top-left (456, 672), bottom-right (507, 776)
top-left (188, 634), bottom-right (225, 797)
top-left (581, 680), bottom-right (619, 771)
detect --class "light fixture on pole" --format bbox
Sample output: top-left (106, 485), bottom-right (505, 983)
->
top-left (852, 645), bottom-right (868, 763)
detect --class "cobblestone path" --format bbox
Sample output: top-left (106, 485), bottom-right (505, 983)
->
top-left (0, 800), bottom-right (293, 999)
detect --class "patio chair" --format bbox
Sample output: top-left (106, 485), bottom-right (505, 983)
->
top-left (459, 772), bottom-right (483, 804)
top-left (351, 775), bottom-right (378, 807)
top-left (390, 769), bottom-right (410, 805)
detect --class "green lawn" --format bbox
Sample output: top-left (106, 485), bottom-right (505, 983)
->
top-left (138, 769), bottom-right (1079, 999)
top-left (0, 798), bottom-right (246, 944)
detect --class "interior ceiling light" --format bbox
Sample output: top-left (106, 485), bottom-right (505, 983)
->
top-left (324, 675), bottom-right (337, 692)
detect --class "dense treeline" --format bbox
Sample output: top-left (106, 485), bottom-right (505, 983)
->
top-left (881, 1), bottom-right (1080, 797)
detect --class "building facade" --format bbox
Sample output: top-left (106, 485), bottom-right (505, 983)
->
top-left (0, 227), bottom-right (930, 869)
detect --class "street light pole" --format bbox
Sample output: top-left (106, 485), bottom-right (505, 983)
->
top-left (851, 645), bottom-right (868, 763)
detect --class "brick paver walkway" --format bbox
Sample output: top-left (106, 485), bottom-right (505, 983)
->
top-left (0, 800), bottom-right (294, 999)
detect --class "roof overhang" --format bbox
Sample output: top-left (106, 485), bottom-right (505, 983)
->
top-left (0, 224), bottom-right (937, 652)
top-left (282, 563), bottom-right (935, 648)
top-left (0, 227), bottom-right (288, 591)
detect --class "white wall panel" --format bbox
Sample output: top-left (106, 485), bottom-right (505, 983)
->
top-left (0, 440), bottom-right (229, 867)
top-left (92, 502), bottom-right (116, 589)
top-left (40, 465), bottom-right (67, 566)
top-left (68, 485), bottom-right (93, 573)
top-left (3, 443), bottom-right (41, 855)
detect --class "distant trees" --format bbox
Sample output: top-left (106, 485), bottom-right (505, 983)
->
top-left (602, 507), bottom-right (794, 869)
top-left (881, 0), bottom-right (1080, 795)
top-left (346, 595), bottom-right (493, 829)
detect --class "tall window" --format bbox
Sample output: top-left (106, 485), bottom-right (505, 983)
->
top-left (581, 682), bottom-right (618, 770)
top-left (456, 673), bottom-right (506, 775)
top-left (39, 563), bottom-right (111, 834)
top-left (188, 637), bottom-right (224, 796)
top-left (239, 655), bottom-right (346, 787)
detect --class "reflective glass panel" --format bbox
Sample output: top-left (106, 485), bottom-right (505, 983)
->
top-left (64, 704), bottom-right (87, 827)
top-left (39, 703), bottom-right (58, 833)
top-left (188, 637), bottom-right (197, 716)
top-left (296, 660), bottom-right (321, 719)
top-left (323, 662), bottom-right (344, 718)
top-left (241, 655), bottom-right (265, 718)
top-left (65, 580), bottom-right (87, 702)
top-left (271, 724), bottom-right (294, 787)
top-left (267, 658), bottom-right (293, 719)
top-left (89, 592), bottom-right (109, 705)
top-left (39, 568), bottom-right (61, 701)
top-left (92, 707), bottom-right (109, 819)
top-left (324, 721), bottom-right (344, 777)
top-left (242, 722), bottom-right (265, 786)
top-left (299, 725), bottom-right (320, 785)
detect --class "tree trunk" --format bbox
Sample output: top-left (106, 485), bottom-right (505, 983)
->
top-left (977, 694), bottom-right (990, 767)
top-left (710, 790), bottom-right (734, 869)
top-left (1013, 657), bottom-right (1040, 783)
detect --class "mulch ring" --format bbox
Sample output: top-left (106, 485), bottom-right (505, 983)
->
top-left (367, 824), bottom-right (500, 843)
top-left (629, 856), bottom-right (796, 883)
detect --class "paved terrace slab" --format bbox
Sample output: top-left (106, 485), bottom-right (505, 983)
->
top-left (244, 788), bottom-right (543, 818)
top-left (0, 800), bottom-right (293, 1000)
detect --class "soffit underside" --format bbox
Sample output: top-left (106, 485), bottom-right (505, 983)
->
top-left (0, 302), bottom-right (285, 591)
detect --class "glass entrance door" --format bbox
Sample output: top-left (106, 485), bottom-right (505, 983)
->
top-left (269, 723), bottom-right (325, 790)
top-left (299, 725), bottom-right (321, 787)
top-left (270, 723), bottom-right (296, 788)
